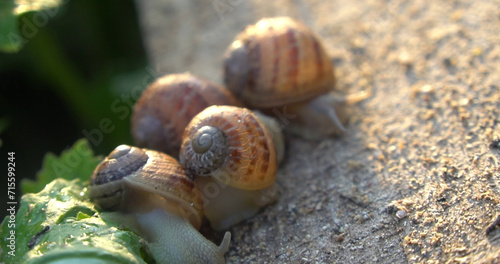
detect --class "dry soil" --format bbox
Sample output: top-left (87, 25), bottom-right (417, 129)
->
top-left (135, 0), bottom-right (500, 263)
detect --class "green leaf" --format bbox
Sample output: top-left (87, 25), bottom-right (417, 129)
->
top-left (21, 139), bottom-right (103, 194)
top-left (0, 0), bottom-right (19, 52)
top-left (0, 0), bottom-right (64, 52)
top-left (0, 178), bottom-right (150, 264)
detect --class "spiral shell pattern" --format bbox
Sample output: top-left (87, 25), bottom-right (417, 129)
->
top-left (180, 105), bottom-right (277, 190)
top-left (132, 73), bottom-right (242, 157)
top-left (224, 16), bottom-right (335, 108)
top-left (89, 145), bottom-right (203, 228)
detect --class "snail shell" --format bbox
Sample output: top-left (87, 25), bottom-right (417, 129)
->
top-left (179, 105), bottom-right (277, 190)
top-left (132, 73), bottom-right (242, 157)
top-left (253, 110), bottom-right (285, 165)
top-left (224, 17), bottom-right (371, 139)
top-left (89, 144), bottom-right (203, 228)
top-left (89, 145), bottom-right (231, 264)
top-left (223, 16), bottom-right (335, 108)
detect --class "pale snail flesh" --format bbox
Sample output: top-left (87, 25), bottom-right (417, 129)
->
top-left (179, 105), bottom-right (282, 230)
top-left (131, 72), bottom-right (242, 157)
top-left (194, 176), bottom-right (280, 230)
top-left (89, 145), bottom-right (230, 264)
top-left (223, 17), bottom-right (371, 139)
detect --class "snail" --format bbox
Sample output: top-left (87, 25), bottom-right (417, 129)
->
top-left (131, 72), bottom-right (242, 157)
top-left (252, 110), bottom-right (285, 165)
top-left (223, 16), bottom-right (371, 139)
top-left (179, 105), bottom-right (283, 230)
top-left (88, 145), bottom-right (231, 264)
top-left (180, 105), bottom-right (279, 190)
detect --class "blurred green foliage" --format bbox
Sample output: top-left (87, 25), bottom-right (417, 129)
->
top-left (0, 0), bottom-right (151, 219)
top-left (1, 0), bottom-right (64, 53)
top-left (0, 0), bottom-right (19, 53)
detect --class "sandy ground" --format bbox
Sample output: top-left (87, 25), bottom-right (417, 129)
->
top-left (134, 0), bottom-right (500, 263)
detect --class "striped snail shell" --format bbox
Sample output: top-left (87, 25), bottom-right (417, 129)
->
top-left (223, 16), bottom-right (334, 109)
top-left (89, 144), bottom-right (203, 228)
top-left (179, 105), bottom-right (278, 190)
top-left (131, 73), bottom-right (242, 157)
top-left (223, 17), bottom-right (371, 139)
top-left (89, 145), bottom-right (231, 264)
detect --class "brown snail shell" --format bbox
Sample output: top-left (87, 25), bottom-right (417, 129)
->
top-left (253, 110), bottom-right (285, 165)
top-left (179, 105), bottom-right (277, 190)
top-left (89, 145), bottom-right (231, 263)
top-left (89, 144), bottom-right (203, 228)
top-left (131, 73), bottom-right (242, 157)
top-left (223, 16), bottom-right (334, 109)
top-left (223, 17), bottom-right (371, 139)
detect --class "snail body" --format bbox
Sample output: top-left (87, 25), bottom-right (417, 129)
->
top-left (132, 73), bottom-right (242, 157)
top-left (224, 17), bottom-right (370, 139)
top-left (194, 176), bottom-right (279, 230)
top-left (89, 145), bottom-right (230, 264)
top-left (180, 105), bottom-right (282, 230)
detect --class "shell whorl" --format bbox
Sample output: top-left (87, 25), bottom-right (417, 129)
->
top-left (90, 145), bottom-right (148, 186)
top-left (189, 125), bottom-right (228, 174)
top-left (180, 106), bottom-right (277, 190)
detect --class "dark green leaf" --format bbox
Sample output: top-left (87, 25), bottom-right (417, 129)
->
top-left (21, 139), bottom-right (102, 194)
top-left (0, 0), bottom-right (19, 52)
top-left (0, 0), bottom-right (64, 52)
top-left (0, 178), bottom-right (150, 264)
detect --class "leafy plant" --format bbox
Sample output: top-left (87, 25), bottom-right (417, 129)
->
top-left (1, 2), bottom-right (153, 261)
top-left (0, 0), bottom-right (63, 53)
top-left (21, 139), bottom-right (102, 194)
top-left (0, 139), bottom-right (153, 263)
top-left (1, 0), bottom-right (149, 180)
